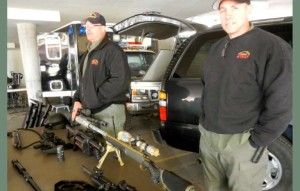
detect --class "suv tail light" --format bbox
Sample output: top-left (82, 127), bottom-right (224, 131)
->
top-left (159, 91), bottom-right (167, 121)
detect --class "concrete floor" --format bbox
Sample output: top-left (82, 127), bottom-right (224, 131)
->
top-left (7, 108), bottom-right (204, 191)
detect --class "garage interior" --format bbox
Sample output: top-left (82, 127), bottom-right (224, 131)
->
top-left (7, 2), bottom-right (215, 190)
top-left (6, 0), bottom-right (294, 191)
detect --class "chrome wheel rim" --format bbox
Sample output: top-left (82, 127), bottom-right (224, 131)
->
top-left (261, 152), bottom-right (282, 190)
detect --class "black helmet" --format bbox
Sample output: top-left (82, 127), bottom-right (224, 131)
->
top-left (44, 113), bottom-right (69, 129)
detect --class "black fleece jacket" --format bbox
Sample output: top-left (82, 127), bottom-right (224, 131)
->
top-left (202, 27), bottom-right (292, 147)
top-left (73, 36), bottom-right (130, 113)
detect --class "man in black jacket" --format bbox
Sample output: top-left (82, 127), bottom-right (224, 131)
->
top-left (72, 12), bottom-right (130, 136)
top-left (199, 0), bottom-right (292, 190)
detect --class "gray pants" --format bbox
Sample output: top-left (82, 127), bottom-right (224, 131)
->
top-left (198, 125), bottom-right (268, 191)
top-left (92, 104), bottom-right (126, 137)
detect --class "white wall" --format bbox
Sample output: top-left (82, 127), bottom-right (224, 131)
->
top-left (7, 48), bottom-right (26, 87)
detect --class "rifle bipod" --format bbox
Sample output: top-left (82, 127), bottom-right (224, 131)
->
top-left (97, 142), bottom-right (124, 169)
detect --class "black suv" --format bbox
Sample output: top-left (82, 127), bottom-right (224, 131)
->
top-left (156, 17), bottom-right (292, 191)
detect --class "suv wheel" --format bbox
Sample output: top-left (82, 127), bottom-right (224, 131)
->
top-left (262, 136), bottom-right (292, 191)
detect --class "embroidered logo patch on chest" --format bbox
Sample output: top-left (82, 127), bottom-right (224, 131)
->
top-left (236, 51), bottom-right (250, 59)
top-left (91, 59), bottom-right (99, 65)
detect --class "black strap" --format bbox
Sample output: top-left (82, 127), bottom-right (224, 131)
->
top-left (54, 180), bottom-right (97, 191)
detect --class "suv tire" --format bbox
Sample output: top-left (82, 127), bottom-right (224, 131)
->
top-left (263, 136), bottom-right (292, 191)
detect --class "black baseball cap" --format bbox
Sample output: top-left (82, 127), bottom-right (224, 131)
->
top-left (212, 0), bottom-right (251, 10)
top-left (83, 12), bottom-right (106, 26)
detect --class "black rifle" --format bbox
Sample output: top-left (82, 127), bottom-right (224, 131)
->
top-left (33, 130), bottom-right (73, 161)
top-left (74, 115), bottom-right (195, 191)
top-left (23, 103), bottom-right (35, 128)
top-left (66, 124), bottom-right (106, 160)
top-left (11, 159), bottom-right (42, 191)
top-left (39, 104), bottom-right (52, 127)
top-left (29, 102), bottom-right (39, 128)
top-left (23, 100), bottom-right (52, 128)
top-left (33, 101), bottom-right (43, 127)
top-left (81, 165), bottom-right (136, 191)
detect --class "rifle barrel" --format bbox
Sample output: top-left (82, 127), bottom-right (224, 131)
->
top-left (11, 159), bottom-right (42, 191)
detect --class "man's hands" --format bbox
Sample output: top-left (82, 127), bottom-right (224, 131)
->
top-left (71, 101), bottom-right (82, 121)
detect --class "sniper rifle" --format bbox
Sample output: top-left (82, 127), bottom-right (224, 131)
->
top-left (74, 115), bottom-right (194, 191)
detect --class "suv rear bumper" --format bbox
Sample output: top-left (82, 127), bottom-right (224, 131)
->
top-left (126, 102), bottom-right (159, 115)
top-left (157, 121), bottom-right (200, 153)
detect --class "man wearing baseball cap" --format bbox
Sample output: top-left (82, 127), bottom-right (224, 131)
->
top-left (72, 12), bottom-right (130, 136)
top-left (212, 0), bottom-right (250, 10)
top-left (198, 0), bottom-right (292, 190)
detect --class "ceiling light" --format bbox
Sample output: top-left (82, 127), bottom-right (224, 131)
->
top-left (7, 7), bottom-right (60, 22)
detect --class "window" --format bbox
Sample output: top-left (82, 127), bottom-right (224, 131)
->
top-left (173, 31), bottom-right (225, 78)
top-left (127, 54), bottom-right (143, 70)
top-left (126, 51), bottom-right (156, 78)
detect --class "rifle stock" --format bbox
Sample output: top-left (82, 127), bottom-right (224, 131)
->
top-left (75, 115), bottom-right (195, 191)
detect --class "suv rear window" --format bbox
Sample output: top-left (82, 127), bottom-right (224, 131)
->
top-left (173, 31), bottom-right (225, 79)
top-left (173, 22), bottom-right (292, 79)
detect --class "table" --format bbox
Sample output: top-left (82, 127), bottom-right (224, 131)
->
top-left (7, 127), bottom-right (162, 191)
top-left (7, 87), bottom-right (27, 93)
top-left (7, 87), bottom-right (27, 110)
